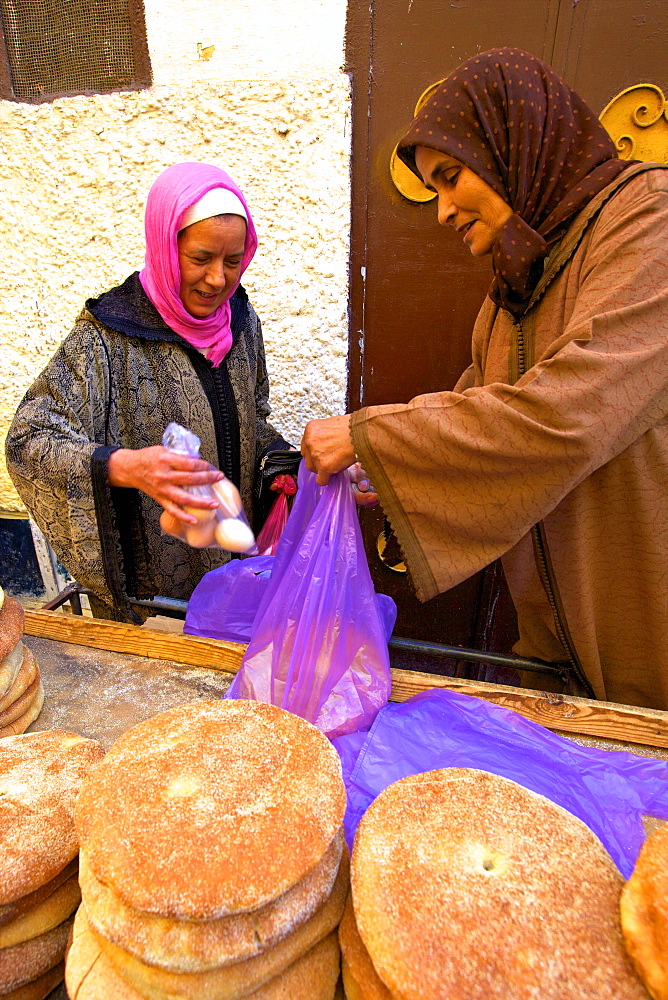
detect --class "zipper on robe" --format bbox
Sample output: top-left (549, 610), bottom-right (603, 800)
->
top-left (515, 319), bottom-right (595, 698)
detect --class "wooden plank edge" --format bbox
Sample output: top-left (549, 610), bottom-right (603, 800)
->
top-left (23, 611), bottom-right (668, 750)
top-left (23, 610), bottom-right (245, 673)
top-left (390, 668), bottom-right (668, 750)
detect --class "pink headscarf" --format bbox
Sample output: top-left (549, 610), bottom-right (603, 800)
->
top-left (139, 162), bottom-right (258, 366)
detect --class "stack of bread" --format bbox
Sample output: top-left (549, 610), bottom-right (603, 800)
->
top-left (0, 588), bottom-right (44, 739)
top-left (342, 768), bottom-right (650, 1000)
top-left (0, 729), bottom-right (105, 1000)
top-left (66, 699), bottom-right (348, 999)
top-left (621, 824), bottom-right (668, 999)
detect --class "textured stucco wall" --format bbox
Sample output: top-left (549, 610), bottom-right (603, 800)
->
top-left (0, 0), bottom-right (350, 513)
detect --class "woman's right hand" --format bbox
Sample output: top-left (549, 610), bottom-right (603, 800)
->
top-left (107, 446), bottom-right (224, 524)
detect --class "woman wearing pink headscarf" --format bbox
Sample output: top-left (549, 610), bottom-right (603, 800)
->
top-left (7, 162), bottom-right (292, 621)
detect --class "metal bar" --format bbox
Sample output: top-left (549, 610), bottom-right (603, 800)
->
top-left (389, 637), bottom-right (566, 677)
top-left (41, 581), bottom-right (88, 612)
top-left (127, 597), bottom-right (189, 614)
top-left (39, 593), bottom-right (562, 678)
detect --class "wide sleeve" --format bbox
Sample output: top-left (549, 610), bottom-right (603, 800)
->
top-left (5, 318), bottom-right (127, 609)
top-left (351, 177), bottom-right (668, 601)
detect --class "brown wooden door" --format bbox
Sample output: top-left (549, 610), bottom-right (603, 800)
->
top-left (345, 0), bottom-right (668, 661)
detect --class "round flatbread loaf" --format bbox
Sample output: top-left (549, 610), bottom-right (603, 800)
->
top-left (80, 829), bottom-right (344, 972)
top-left (97, 849), bottom-right (349, 1000)
top-left (0, 647), bottom-right (38, 715)
top-left (0, 672), bottom-right (41, 730)
top-left (338, 895), bottom-right (391, 1000)
top-left (0, 684), bottom-right (44, 739)
top-left (66, 905), bottom-right (142, 999)
top-left (0, 874), bottom-right (81, 948)
top-left (67, 907), bottom-right (340, 1000)
top-left (621, 824), bottom-right (668, 999)
top-left (0, 730), bottom-right (105, 904)
top-left (2, 959), bottom-right (64, 1000)
top-left (244, 932), bottom-right (341, 1000)
top-left (0, 642), bottom-right (25, 702)
top-left (0, 859), bottom-right (78, 929)
top-left (0, 598), bottom-right (24, 663)
top-left (0, 914), bottom-right (73, 992)
top-left (352, 768), bottom-right (647, 1000)
top-left (340, 965), bottom-right (365, 1000)
top-left (76, 700), bottom-right (346, 920)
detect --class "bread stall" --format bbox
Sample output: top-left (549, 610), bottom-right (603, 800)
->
top-left (3, 604), bottom-right (667, 1000)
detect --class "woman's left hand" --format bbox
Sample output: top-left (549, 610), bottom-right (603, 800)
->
top-left (301, 414), bottom-right (356, 486)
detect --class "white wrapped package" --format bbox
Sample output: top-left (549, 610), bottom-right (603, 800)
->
top-left (158, 422), bottom-right (256, 553)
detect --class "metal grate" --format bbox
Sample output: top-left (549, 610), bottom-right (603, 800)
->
top-left (0, 0), bottom-right (151, 102)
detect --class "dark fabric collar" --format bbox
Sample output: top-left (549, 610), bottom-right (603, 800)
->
top-left (86, 271), bottom-right (249, 347)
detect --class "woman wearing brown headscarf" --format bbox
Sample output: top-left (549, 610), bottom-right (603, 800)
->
top-left (301, 47), bottom-right (668, 710)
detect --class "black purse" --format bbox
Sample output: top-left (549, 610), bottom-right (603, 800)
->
top-left (254, 449), bottom-right (302, 532)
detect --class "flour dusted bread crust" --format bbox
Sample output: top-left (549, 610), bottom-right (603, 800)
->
top-left (0, 674), bottom-right (42, 730)
top-left (338, 895), bottom-right (391, 1000)
top-left (0, 684), bottom-right (44, 739)
top-left (0, 859), bottom-right (78, 929)
top-left (621, 824), bottom-right (668, 999)
top-left (0, 647), bottom-right (38, 715)
top-left (2, 959), bottom-right (64, 1000)
top-left (0, 731), bottom-right (105, 904)
top-left (0, 873), bottom-right (81, 948)
top-left (340, 965), bottom-right (365, 1000)
top-left (96, 849), bottom-right (349, 1000)
top-left (0, 597), bottom-right (24, 664)
top-left (67, 907), bottom-right (340, 1000)
top-left (66, 905), bottom-right (144, 999)
top-left (0, 643), bottom-right (25, 702)
top-left (80, 829), bottom-right (344, 972)
top-left (0, 914), bottom-right (73, 993)
top-left (352, 768), bottom-right (648, 1000)
top-left (244, 932), bottom-right (341, 1000)
top-left (75, 700), bottom-right (346, 920)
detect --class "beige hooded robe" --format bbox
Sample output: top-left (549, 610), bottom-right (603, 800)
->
top-left (352, 167), bottom-right (668, 709)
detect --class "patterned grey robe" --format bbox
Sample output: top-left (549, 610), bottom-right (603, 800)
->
top-left (5, 274), bottom-right (288, 621)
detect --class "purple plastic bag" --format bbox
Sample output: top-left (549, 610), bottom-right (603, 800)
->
top-left (185, 559), bottom-right (396, 647)
top-left (226, 464), bottom-right (393, 738)
top-left (184, 556), bottom-right (275, 643)
top-left (332, 689), bottom-right (668, 877)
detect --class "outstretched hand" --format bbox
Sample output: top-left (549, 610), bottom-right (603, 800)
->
top-left (107, 446), bottom-right (224, 524)
top-left (301, 415), bottom-right (378, 505)
top-left (301, 414), bottom-right (356, 486)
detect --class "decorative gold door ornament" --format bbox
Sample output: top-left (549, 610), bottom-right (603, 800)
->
top-left (391, 80), bottom-right (668, 202)
top-left (376, 531), bottom-right (407, 572)
top-left (389, 79), bottom-right (444, 202)
top-left (599, 84), bottom-right (668, 162)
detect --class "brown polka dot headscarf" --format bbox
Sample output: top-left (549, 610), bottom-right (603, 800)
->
top-left (397, 47), bottom-right (633, 319)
